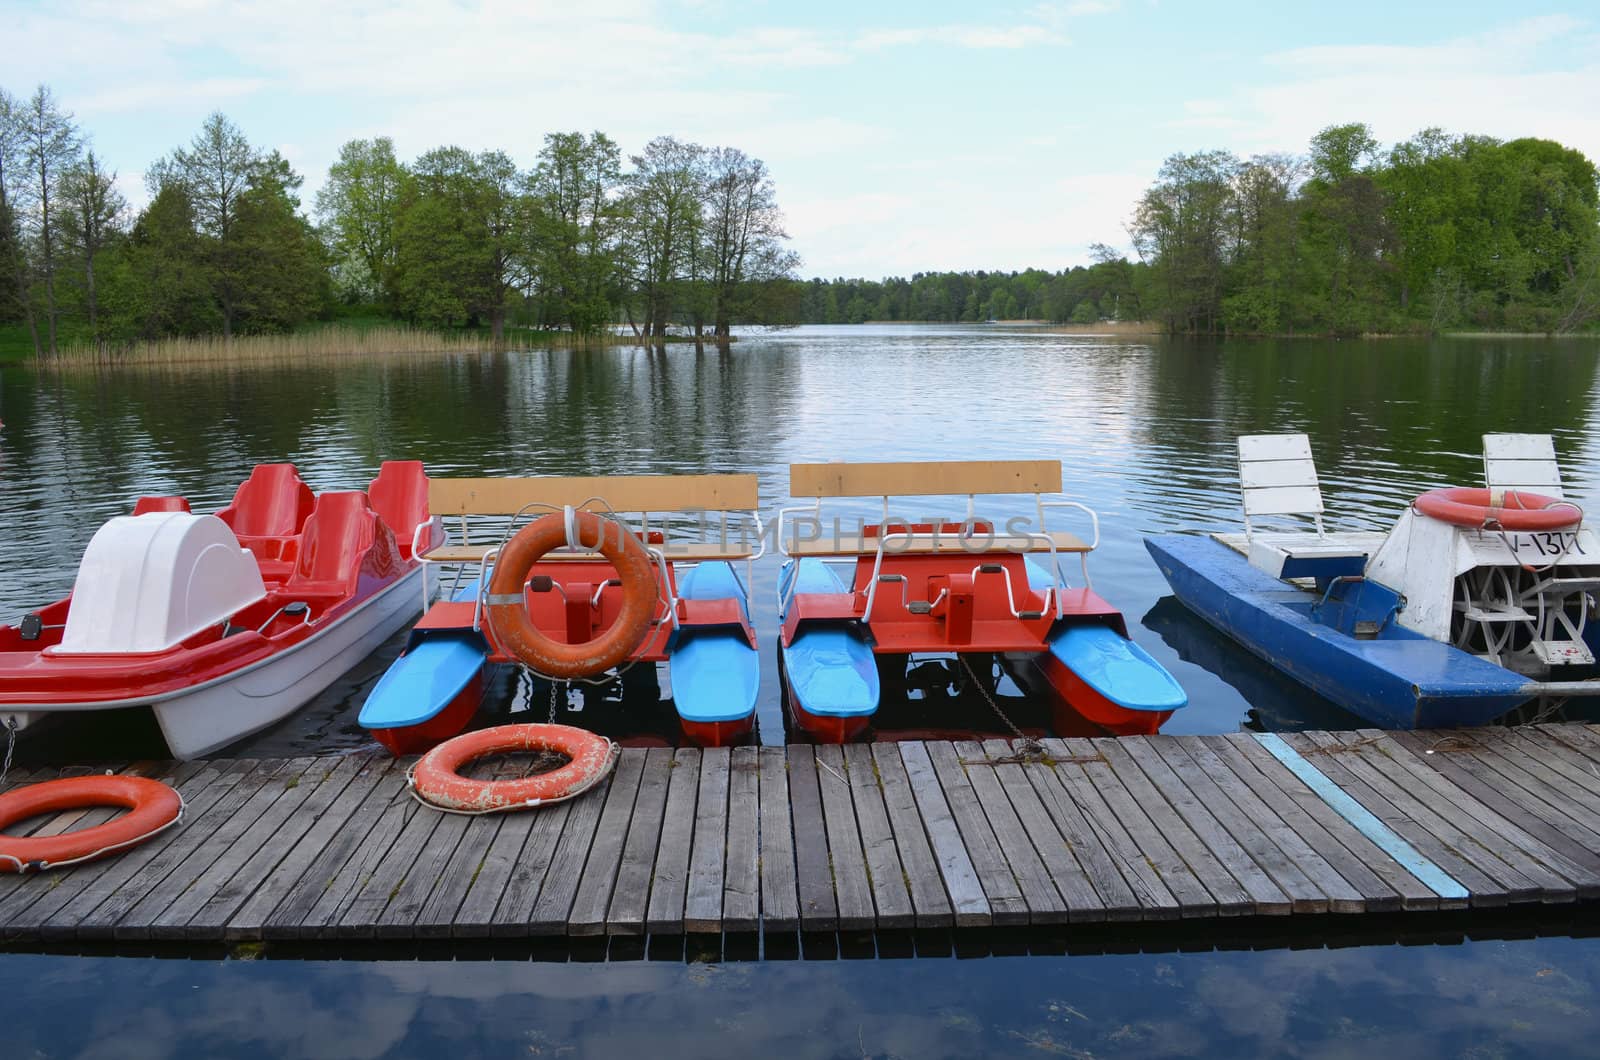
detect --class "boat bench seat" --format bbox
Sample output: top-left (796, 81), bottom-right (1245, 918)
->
top-left (1244, 532), bottom-right (1385, 580)
top-left (786, 529), bottom-right (1090, 558)
top-left (423, 541), bottom-right (755, 564)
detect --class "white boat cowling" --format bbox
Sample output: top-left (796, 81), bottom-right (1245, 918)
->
top-left (1367, 506), bottom-right (1600, 674)
top-left (52, 512), bottom-right (268, 655)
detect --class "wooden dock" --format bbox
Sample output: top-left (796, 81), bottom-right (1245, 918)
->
top-left (6, 725), bottom-right (1600, 945)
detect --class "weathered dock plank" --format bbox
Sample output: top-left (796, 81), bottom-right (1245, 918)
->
top-left (843, 743), bottom-right (914, 929)
top-left (645, 747), bottom-right (702, 935)
top-left (870, 742), bottom-right (958, 928)
top-left (683, 746), bottom-right (730, 934)
top-left (954, 741), bottom-right (1071, 924)
top-left (722, 746), bottom-right (761, 933)
top-left (1076, 738), bottom-right (1244, 915)
top-left (975, 740), bottom-right (1109, 922)
top-left (565, 748), bottom-right (646, 936)
top-left (756, 746), bottom-right (798, 932)
top-left (786, 744), bottom-right (839, 931)
top-left (4, 724), bottom-right (1600, 942)
top-left (815, 744), bottom-right (876, 931)
top-left (898, 741), bottom-right (992, 927)
top-left (924, 741), bottom-right (1028, 925)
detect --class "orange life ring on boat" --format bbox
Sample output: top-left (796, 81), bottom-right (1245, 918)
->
top-left (0, 775), bottom-right (182, 873)
top-left (485, 509), bottom-right (658, 680)
top-left (410, 723), bottom-right (618, 812)
top-left (1413, 487), bottom-right (1581, 533)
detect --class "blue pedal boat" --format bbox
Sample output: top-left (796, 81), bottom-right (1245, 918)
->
top-left (1147, 433), bottom-right (1600, 729)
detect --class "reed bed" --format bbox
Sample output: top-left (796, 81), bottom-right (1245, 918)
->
top-left (42, 325), bottom-right (723, 369)
top-left (48, 326), bottom-right (501, 366)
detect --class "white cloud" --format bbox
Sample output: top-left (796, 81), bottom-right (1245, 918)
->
top-left (1218, 16), bottom-right (1600, 161)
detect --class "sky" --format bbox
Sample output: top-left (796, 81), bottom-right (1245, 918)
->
top-left (6, 0), bottom-right (1600, 278)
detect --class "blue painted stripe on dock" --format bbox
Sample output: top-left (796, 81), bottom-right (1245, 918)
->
top-left (1252, 732), bottom-right (1469, 900)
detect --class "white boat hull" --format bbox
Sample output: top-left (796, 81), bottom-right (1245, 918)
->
top-left (8, 567), bottom-right (430, 759)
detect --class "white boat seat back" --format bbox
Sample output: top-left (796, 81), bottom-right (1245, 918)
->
top-left (1238, 434), bottom-right (1328, 537)
top-left (1483, 433), bottom-right (1564, 500)
top-left (53, 512), bottom-right (267, 655)
top-left (1237, 434), bottom-right (1376, 578)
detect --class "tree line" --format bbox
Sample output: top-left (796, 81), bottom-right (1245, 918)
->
top-left (797, 124), bottom-right (1600, 336)
top-left (1129, 123), bottom-right (1600, 335)
top-left (0, 83), bottom-right (800, 355)
top-left (795, 251), bottom-right (1146, 324)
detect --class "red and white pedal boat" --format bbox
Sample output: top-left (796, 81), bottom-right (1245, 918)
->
top-left (0, 462), bottom-right (439, 759)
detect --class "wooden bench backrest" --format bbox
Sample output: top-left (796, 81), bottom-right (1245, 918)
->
top-left (428, 474), bottom-right (760, 516)
top-left (1484, 433), bottom-right (1564, 499)
top-left (1237, 434), bottom-right (1325, 521)
top-left (788, 460), bottom-right (1062, 499)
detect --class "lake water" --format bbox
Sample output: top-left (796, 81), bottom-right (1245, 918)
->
top-left (2, 324), bottom-right (1599, 1055)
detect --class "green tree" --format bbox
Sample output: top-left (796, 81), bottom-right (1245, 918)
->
top-left (58, 150), bottom-right (126, 336)
top-left (315, 137), bottom-right (404, 306)
top-left (529, 131), bottom-right (623, 334)
top-left (622, 136), bottom-right (704, 338)
top-left (1131, 150), bottom-right (1239, 333)
top-left (98, 184), bottom-right (220, 340)
top-left (393, 147), bottom-right (529, 338)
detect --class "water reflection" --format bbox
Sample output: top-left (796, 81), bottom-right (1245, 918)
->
top-left (3, 927), bottom-right (1600, 1057)
top-left (2, 328), bottom-right (1597, 754)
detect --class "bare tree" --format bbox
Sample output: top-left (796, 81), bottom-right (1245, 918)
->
top-left (59, 150), bottom-right (126, 335)
top-left (17, 84), bottom-right (81, 355)
top-left (701, 147), bottom-right (798, 337)
top-left (0, 87), bottom-right (37, 349)
top-left (623, 136), bottom-right (704, 339)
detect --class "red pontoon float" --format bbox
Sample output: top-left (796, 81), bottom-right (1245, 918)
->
top-left (0, 462), bottom-right (437, 758)
top-left (775, 460), bottom-right (1187, 742)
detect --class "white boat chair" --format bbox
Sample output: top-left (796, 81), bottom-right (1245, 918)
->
top-left (1236, 434), bottom-right (1382, 580)
top-left (1483, 433), bottom-right (1564, 500)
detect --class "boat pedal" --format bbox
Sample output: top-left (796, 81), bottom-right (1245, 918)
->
top-left (1533, 640), bottom-right (1596, 666)
top-left (977, 563), bottom-right (1004, 574)
top-left (1018, 610), bottom-right (1044, 621)
top-left (1353, 620), bottom-right (1382, 640)
top-left (907, 601), bottom-right (932, 615)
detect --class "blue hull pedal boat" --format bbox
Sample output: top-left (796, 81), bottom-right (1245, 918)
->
top-left (1147, 433), bottom-right (1600, 728)
top-left (775, 459), bottom-right (1186, 742)
top-left (360, 474), bottom-right (763, 752)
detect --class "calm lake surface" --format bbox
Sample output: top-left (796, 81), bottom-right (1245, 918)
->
top-left (2, 324), bottom-right (1598, 1056)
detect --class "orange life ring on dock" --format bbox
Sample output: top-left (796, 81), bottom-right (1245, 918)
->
top-left (0, 775), bottom-right (183, 873)
top-left (410, 723), bottom-right (618, 812)
top-left (1413, 488), bottom-right (1581, 533)
top-left (485, 509), bottom-right (658, 680)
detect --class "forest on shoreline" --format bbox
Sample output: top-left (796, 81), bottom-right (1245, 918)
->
top-left (800, 124), bottom-right (1600, 336)
top-left (0, 83), bottom-right (799, 358)
top-left (2, 79), bottom-right (1597, 359)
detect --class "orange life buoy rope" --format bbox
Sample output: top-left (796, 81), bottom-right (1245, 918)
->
top-left (1412, 487), bottom-right (1581, 533)
top-left (484, 509), bottom-right (658, 680)
top-left (0, 775), bottom-right (183, 873)
top-left (409, 724), bottom-right (618, 813)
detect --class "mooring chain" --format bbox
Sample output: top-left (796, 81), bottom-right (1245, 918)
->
top-left (955, 654), bottom-right (1046, 762)
top-left (0, 718), bottom-right (17, 790)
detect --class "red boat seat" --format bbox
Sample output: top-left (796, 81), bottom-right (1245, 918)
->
top-left (368, 460), bottom-right (430, 558)
top-left (133, 496), bottom-right (191, 515)
top-left (283, 492), bottom-right (378, 600)
top-left (218, 464), bottom-right (315, 538)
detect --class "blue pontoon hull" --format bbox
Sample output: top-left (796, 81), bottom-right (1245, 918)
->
top-left (1145, 534), bottom-right (1535, 728)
